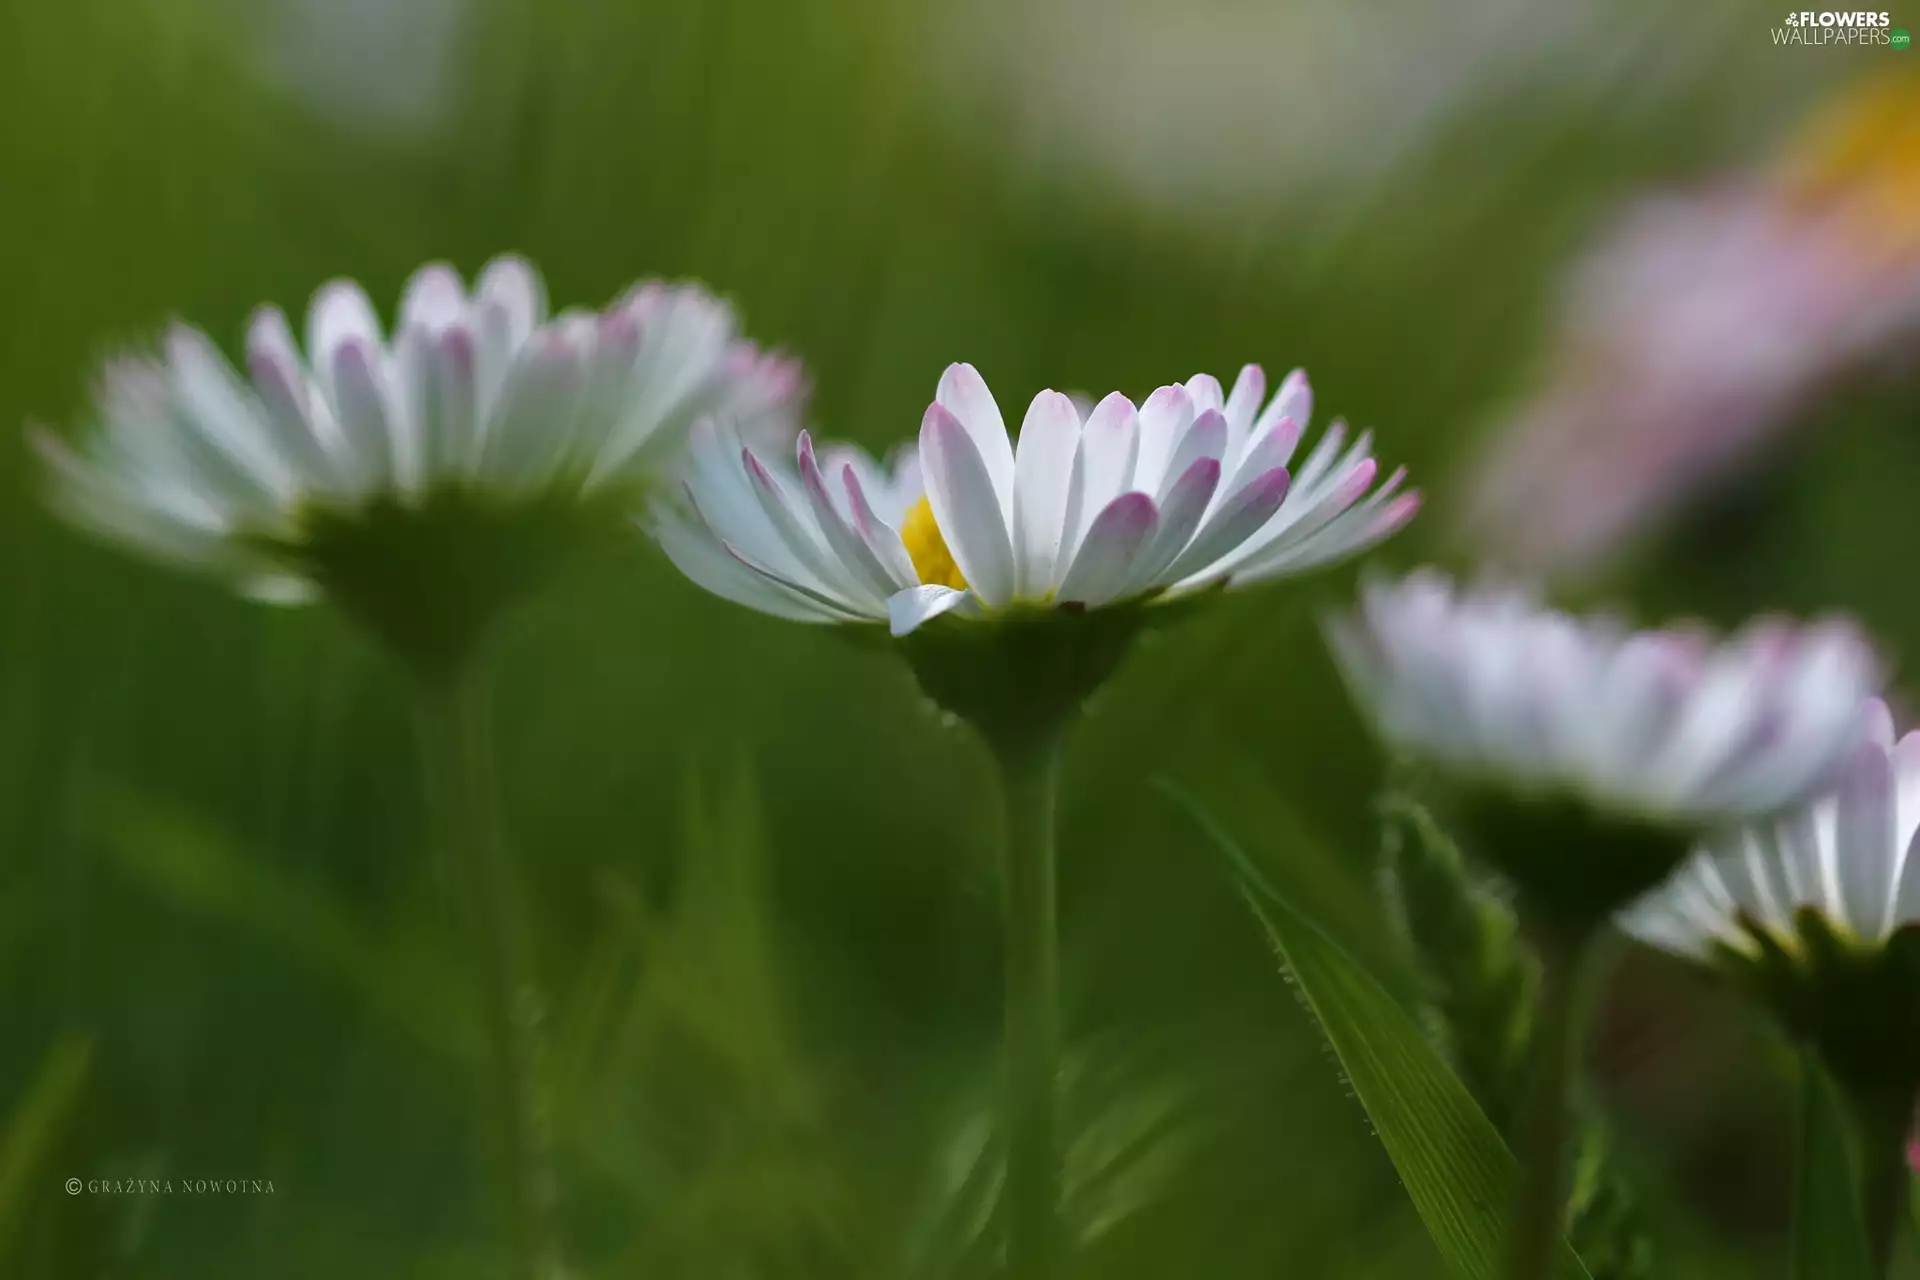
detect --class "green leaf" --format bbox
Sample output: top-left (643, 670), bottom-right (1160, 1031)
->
top-left (1791, 1052), bottom-right (1874, 1280)
top-left (1162, 781), bottom-right (1591, 1280)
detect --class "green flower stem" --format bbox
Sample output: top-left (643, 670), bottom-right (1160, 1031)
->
top-left (416, 666), bottom-right (559, 1280)
top-left (1509, 927), bottom-right (1604, 1280)
top-left (991, 728), bottom-right (1065, 1280)
top-left (1840, 1074), bottom-right (1914, 1274)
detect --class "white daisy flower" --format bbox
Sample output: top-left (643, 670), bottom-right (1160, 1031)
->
top-left (1624, 699), bottom-right (1920, 963)
top-left (1326, 571), bottom-right (1881, 831)
top-left (34, 255), bottom-right (804, 607)
top-left (651, 361), bottom-right (1418, 637)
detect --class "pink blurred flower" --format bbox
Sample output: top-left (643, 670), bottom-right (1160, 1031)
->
top-left (1462, 75), bottom-right (1920, 580)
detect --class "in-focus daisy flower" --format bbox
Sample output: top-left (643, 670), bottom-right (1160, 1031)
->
top-left (1462, 75), bottom-right (1920, 580)
top-left (651, 359), bottom-right (1415, 1275)
top-left (653, 360), bottom-right (1415, 655)
top-left (35, 255), bottom-right (803, 673)
top-left (1327, 571), bottom-right (1881, 923)
top-left (1623, 698), bottom-right (1920, 1267)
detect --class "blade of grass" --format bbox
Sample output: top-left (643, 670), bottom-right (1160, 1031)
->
top-left (1161, 780), bottom-right (1590, 1280)
top-left (0, 1034), bottom-right (92, 1263)
top-left (1792, 1051), bottom-right (1875, 1280)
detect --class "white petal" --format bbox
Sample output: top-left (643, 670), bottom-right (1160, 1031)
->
top-left (399, 262), bottom-right (468, 333)
top-left (888, 584), bottom-right (975, 636)
top-left (163, 326), bottom-right (296, 508)
top-left (1183, 373), bottom-right (1223, 415)
top-left (306, 280), bottom-right (384, 402)
top-left (474, 256), bottom-right (548, 413)
top-left (934, 363), bottom-right (1015, 518)
top-left (1716, 830), bottom-right (1793, 938)
top-left (920, 403), bottom-right (1016, 608)
top-left (329, 340), bottom-right (398, 491)
top-left (1889, 823), bottom-right (1920, 933)
top-left (651, 504), bottom-right (836, 623)
top-left (1132, 385), bottom-right (1192, 494)
top-left (1221, 364), bottom-right (1266, 444)
top-left (721, 537), bottom-right (875, 622)
top-left (475, 255), bottom-right (547, 344)
top-left (1010, 391), bottom-right (1082, 597)
top-left (1222, 413), bottom-right (1302, 501)
top-left (1834, 740), bottom-right (1896, 938)
top-left (1071, 392), bottom-right (1141, 552)
top-left (430, 326), bottom-right (480, 478)
top-left (680, 420), bottom-right (802, 579)
top-left (477, 331), bottom-right (583, 489)
top-left (1254, 368), bottom-right (1312, 455)
top-left (245, 307), bottom-right (344, 490)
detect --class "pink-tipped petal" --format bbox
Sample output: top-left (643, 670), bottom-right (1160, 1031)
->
top-left (1074, 391), bottom-right (1143, 547)
top-left (1255, 368), bottom-right (1311, 442)
top-left (1056, 491), bottom-right (1159, 606)
top-left (399, 262), bottom-right (467, 333)
top-left (1222, 364), bottom-right (1266, 438)
top-left (1162, 465), bottom-right (1292, 584)
top-left (1133, 385), bottom-right (1193, 492)
top-left (329, 339), bottom-right (398, 490)
top-left (1184, 373), bottom-right (1224, 415)
top-left (934, 363), bottom-right (1015, 513)
top-left (435, 325), bottom-right (479, 472)
top-left (740, 445), bottom-right (872, 610)
top-left (1159, 408), bottom-right (1227, 503)
top-left (796, 433), bottom-right (908, 601)
top-left (1125, 457), bottom-right (1223, 594)
top-left (306, 280), bottom-right (384, 379)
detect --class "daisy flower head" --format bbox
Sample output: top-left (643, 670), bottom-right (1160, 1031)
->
top-left (1461, 75), bottom-right (1920, 582)
top-left (35, 255), bottom-right (802, 675)
top-left (1624, 698), bottom-right (1920, 1106)
top-left (652, 361), bottom-right (1416, 741)
top-left (1327, 571), bottom-right (1882, 925)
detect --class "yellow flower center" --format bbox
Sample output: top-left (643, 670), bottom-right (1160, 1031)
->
top-left (1778, 74), bottom-right (1920, 250)
top-left (900, 495), bottom-right (969, 591)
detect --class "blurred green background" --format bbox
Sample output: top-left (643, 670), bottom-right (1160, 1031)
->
top-left (2, 0), bottom-right (1915, 1274)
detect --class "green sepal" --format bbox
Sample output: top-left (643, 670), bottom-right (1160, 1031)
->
top-left (1451, 790), bottom-right (1695, 939)
top-left (895, 602), bottom-right (1148, 750)
top-left (251, 483), bottom-right (636, 681)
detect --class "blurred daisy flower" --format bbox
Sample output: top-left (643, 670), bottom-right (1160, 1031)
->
top-left (655, 362), bottom-right (1413, 631)
top-left (1463, 74), bottom-right (1920, 580)
top-left (1625, 698), bottom-right (1920, 968)
top-left (1327, 571), bottom-right (1881, 923)
top-left (34, 255), bottom-right (802, 673)
top-left (1623, 697), bottom-right (1920, 1258)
